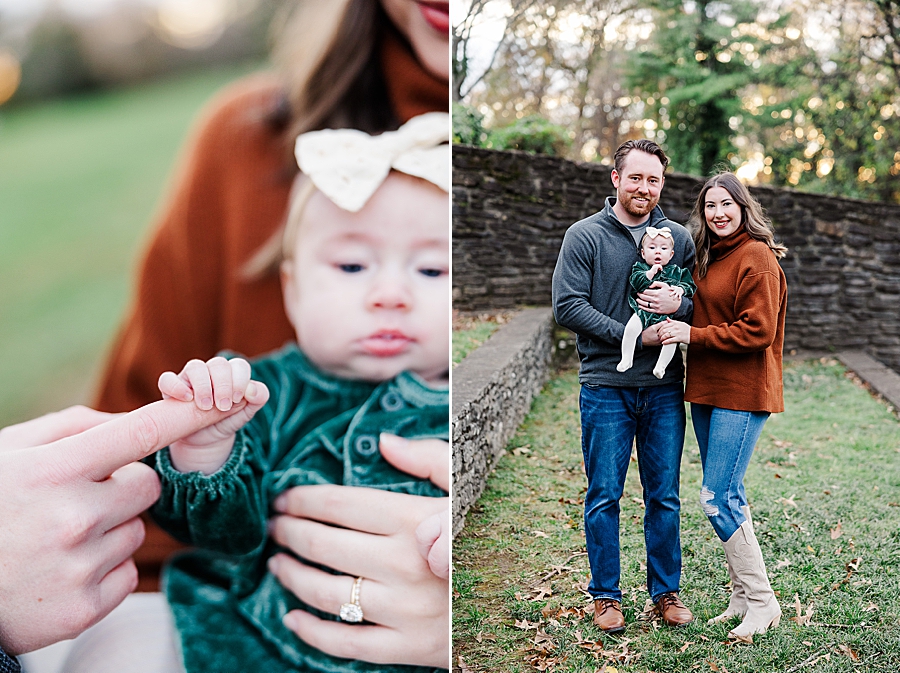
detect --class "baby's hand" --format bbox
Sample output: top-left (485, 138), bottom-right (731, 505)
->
top-left (158, 357), bottom-right (269, 474)
top-left (668, 285), bottom-right (685, 299)
top-left (646, 263), bottom-right (664, 279)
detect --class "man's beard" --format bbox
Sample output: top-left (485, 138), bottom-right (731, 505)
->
top-left (620, 191), bottom-right (658, 218)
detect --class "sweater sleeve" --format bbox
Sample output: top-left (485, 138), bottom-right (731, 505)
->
top-left (690, 268), bottom-right (782, 353)
top-left (552, 227), bottom-right (627, 345)
top-left (93, 77), bottom-right (291, 413)
top-left (150, 431), bottom-right (267, 556)
top-left (93, 94), bottom-right (229, 413)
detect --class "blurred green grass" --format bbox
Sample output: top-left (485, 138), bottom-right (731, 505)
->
top-left (0, 62), bottom-right (264, 428)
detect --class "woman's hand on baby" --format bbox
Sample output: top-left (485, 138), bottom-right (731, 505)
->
top-left (379, 433), bottom-right (450, 579)
top-left (267, 436), bottom-right (450, 667)
top-left (157, 357), bottom-right (269, 474)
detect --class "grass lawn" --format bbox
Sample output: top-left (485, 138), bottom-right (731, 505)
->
top-left (453, 311), bottom-right (519, 365)
top-left (453, 359), bottom-right (900, 672)
top-left (0, 61), bottom-right (263, 427)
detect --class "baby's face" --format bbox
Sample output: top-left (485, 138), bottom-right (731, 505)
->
top-left (282, 173), bottom-right (449, 384)
top-left (641, 234), bottom-right (675, 266)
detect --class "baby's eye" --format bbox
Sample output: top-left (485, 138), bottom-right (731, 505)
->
top-left (338, 263), bottom-right (365, 273)
top-left (419, 268), bottom-right (446, 278)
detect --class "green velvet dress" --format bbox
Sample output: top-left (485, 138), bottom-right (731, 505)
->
top-left (627, 261), bottom-right (697, 329)
top-left (149, 343), bottom-right (448, 673)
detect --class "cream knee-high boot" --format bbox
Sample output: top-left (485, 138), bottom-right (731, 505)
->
top-left (722, 520), bottom-right (781, 640)
top-left (708, 505), bottom-right (753, 624)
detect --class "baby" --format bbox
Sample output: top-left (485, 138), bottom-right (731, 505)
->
top-left (150, 114), bottom-right (450, 673)
top-left (616, 226), bottom-right (696, 379)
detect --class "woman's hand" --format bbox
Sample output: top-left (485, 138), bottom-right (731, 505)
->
top-left (267, 436), bottom-right (450, 668)
top-left (659, 318), bottom-right (691, 345)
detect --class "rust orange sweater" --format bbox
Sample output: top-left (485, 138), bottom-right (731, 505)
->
top-left (685, 230), bottom-right (787, 413)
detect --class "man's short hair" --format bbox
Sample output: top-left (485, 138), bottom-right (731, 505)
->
top-left (613, 139), bottom-right (669, 174)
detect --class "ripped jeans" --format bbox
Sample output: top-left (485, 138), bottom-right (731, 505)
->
top-left (690, 404), bottom-right (770, 542)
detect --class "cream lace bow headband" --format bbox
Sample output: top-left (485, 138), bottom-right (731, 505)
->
top-left (294, 112), bottom-right (450, 212)
top-left (645, 226), bottom-right (673, 240)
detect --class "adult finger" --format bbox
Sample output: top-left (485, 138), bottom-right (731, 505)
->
top-left (94, 558), bottom-right (141, 629)
top-left (378, 434), bottom-right (450, 492)
top-left (268, 554), bottom-right (393, 626)
top-left (273, 485), bottom-right (443, 535)
top-left (282, 611), bottom-right (405, 666)
top-left (268, 516), bottom-right (397, 579)
top-left (184, 359), bottom-right (213, 410)
top-left (53, 399), bottom-right (233, 482)
top-left (206, 356), bottom-right (234, 411)
top-left (0, 406), bottom-right (118, 451)
top-left (95, 461), bottom-right (161, 531)
top-left (94, 517), bottom-right (147, 581)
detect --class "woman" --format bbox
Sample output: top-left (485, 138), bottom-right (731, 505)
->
top-left (93, 0), bottom-right (450, 667)
top-left (660, 171), bottom-right (788, 640)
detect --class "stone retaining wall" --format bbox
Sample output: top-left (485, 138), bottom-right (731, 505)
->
top-left (453, 146), bottom-right (900, 372)
top-left (451, 308), bottom-right (555, 537)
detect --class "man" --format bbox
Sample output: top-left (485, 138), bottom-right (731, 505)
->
top-left (552, 139), bottom-right (696, 633)
top-left (0, 401), bottom-right (239, 671)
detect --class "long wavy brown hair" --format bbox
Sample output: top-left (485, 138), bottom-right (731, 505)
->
top-left (691, 172), bottom-right (788, 279)
top-left (269, 0), bottom-right (398, 140)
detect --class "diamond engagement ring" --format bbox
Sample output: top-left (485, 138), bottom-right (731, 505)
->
top-left (339, 576), bottom-right (365, 623)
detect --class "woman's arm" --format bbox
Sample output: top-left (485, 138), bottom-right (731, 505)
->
top-left (267, 437), bottom-right (450, 669)
top-left (689, 268), bottom-right (783, 353)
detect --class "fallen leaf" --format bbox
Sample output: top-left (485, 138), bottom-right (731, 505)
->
top-left (864, 602), bottom-right (879, 612)
top-left (836, 644), bottom-right (859, 661)
top-left (458, 655), bottom-right (471, 673)
top-left (774, 440), bottom-right (793, 448)
top-left (512, 445), bottom-right (531, 455)
top-left (802, 641), bottom-right (813, 646)
top-left (533, 531), bottom-right (549, 538)
top-left (774, 559), bottom-right (791, 570)
top-left (789, 594), bottom-right (814, 626)
top-left (730, 632), bottom-right (754, 644)
top-left (531, 586), bottom-right (553, 600)
top-left (514, 619), bottom-right (540, 630)
top-left (680, 641), bottom-right (695, 652)
top-left (846, 557), bottom-right (862, 573)
top-left (830, 522), bottom-right (843, 539)
top-left (807, 545), bottom-right (816, 553)
top-left (777, 495), bottom-right (797, 508)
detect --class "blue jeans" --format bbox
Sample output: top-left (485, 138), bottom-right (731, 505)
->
top-left (691, 404), bottom-right (770, 541)
top-left (579, 382), bottom-right (686, 603)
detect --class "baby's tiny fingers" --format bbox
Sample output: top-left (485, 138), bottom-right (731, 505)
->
top-left (183, 359), bottom-right (214, 410)
top-left (229, 358), bottom-right (252, 403)
top-left (158, 371), bottom-right (193, 402)
top-left (206, 356), bottom-right (235, 411)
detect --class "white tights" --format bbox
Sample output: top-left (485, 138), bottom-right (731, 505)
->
top-left (617, 313), bottom-right (678, 379)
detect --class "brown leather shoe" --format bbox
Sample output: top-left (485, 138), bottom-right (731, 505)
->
top-left (593, 598), bottom-right (625, 633)
top-left (655, 592), bottom-right (694, 627)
